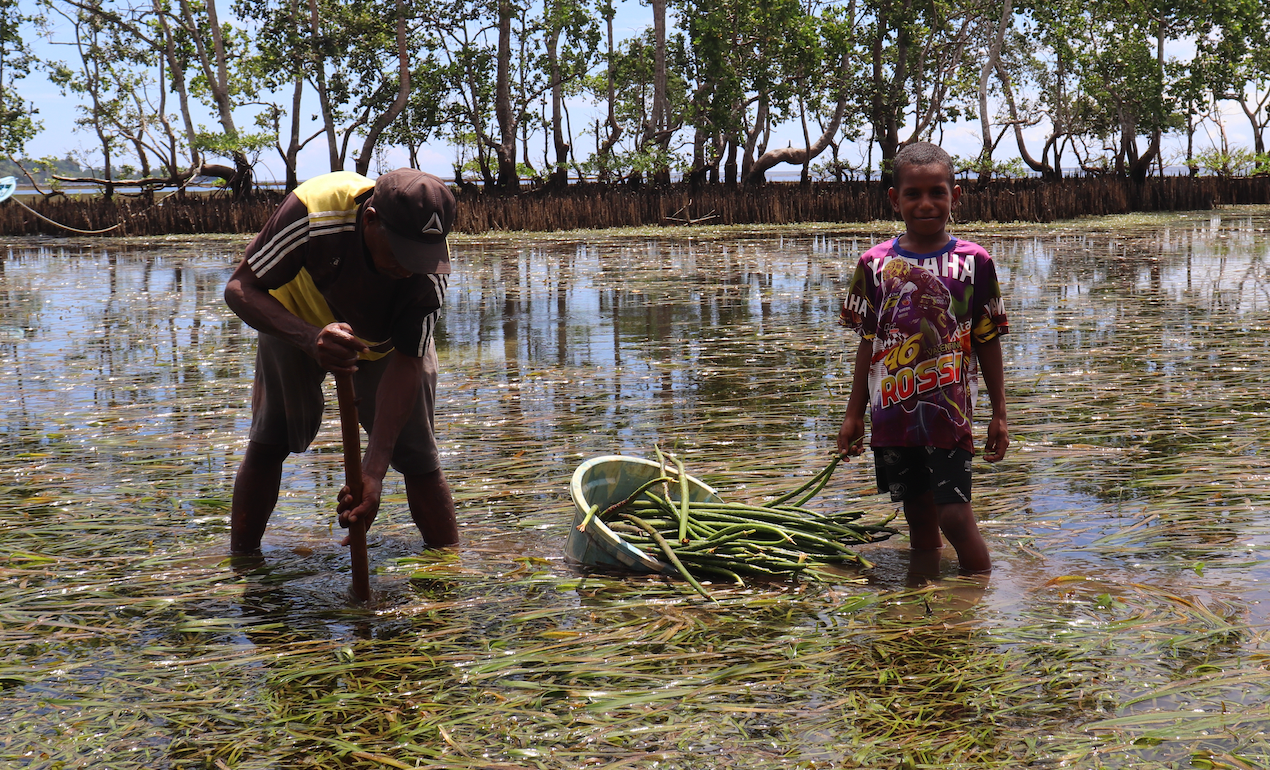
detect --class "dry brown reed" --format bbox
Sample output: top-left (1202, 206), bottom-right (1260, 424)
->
top-left (2, 177), bottom-right (1266, 237)
top-left (455, 176), bottom-right (1261, 233)
top-left (0, 191), bottom-right (285, 237)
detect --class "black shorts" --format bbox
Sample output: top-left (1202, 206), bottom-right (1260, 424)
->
top-left (874, 446), bottom-right (973, 505)
top-left (248, 332), bottom-right (440, 475)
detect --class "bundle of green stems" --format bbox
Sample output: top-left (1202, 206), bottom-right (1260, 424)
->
top-left (584, 449), bottom-right (897, 601)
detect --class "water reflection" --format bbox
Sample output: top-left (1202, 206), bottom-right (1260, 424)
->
top-left (440, 216), bottom-right (1269, 569)
top-left (442, 234), bottom-right (865, 493)
top-left (1, 210), bottom-right (1270, 766)
top-left (980, 214), bottom-right (1269, 590)
top-left (2, 217), bottom-right (1267, 572)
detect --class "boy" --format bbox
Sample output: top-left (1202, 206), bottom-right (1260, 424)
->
top-left (836, 142), bottom-right (1008, 574)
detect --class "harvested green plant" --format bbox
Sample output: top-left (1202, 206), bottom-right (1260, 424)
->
top-left (582, 448), bottom-right (898, 599)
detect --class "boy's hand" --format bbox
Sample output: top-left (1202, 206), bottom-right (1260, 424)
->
top-left (983, 413), bottom-right (1009, 463)
top-left (837, 415), bottom-right (867, 458)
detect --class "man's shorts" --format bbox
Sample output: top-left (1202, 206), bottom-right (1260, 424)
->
top-left (874, 446), bottom-right (973, 505)
top-left (248, 332), bottom-right (440, 476)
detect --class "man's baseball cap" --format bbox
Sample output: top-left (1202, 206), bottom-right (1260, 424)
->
top-left (371, 169), bottom-right (455, 275)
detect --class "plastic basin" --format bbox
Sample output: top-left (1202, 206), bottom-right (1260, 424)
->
top-left (566, 455), bottom-right (722, 573)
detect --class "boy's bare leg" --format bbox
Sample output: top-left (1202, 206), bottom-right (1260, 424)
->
top-left (404, 468), bottom-right (458, 548)
top-left (935, 501), bottom-right (991, 573)
top-left (904, 494), bottom-right (946, 583)
top-left (230, 440), bottom-right (290, 554)
top-left (903, 491), bottom-right (944, 551)
top-left (905, 547), bottom-right (944, 584)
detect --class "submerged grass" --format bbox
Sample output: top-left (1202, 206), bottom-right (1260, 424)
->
top-left (0, 208), bottom-right (1269, 768)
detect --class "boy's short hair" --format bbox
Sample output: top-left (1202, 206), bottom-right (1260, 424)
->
top-left (893, 142), bottom-right (956, 188)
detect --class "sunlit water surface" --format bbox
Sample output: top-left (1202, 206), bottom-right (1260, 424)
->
top-left (1, 208), bottom-right (1268, 768)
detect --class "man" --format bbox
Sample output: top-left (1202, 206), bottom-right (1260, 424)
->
top-left (223, 168), bottom-right (458, 555)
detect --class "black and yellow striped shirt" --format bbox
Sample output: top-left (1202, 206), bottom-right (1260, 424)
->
top-left (243, 171), bottom-right (447, 360)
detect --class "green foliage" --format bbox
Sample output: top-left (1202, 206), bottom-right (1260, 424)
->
top-left (193, 128), bottom-right (275, 161)
top-left (951, 154), bottom-right (1029, 180)
top-left (810, 156), bottom-right (874, 182)
top-left (12, 0), bottom-right (1270, 187)
top-left (1187, 148), bottom-right (1270, 177)
top-left (515, 161), bottom-right (544, 184)
top-left (0, 0), bottom-right (38, 154)
top-left (0, 109), bottom-right (37, 157)
top-left (622, 145), bottom-right (678, 178)
top-left (184, 20), bottom-right (258, 106)
top-left (381, 53), bottom-right (454, 155)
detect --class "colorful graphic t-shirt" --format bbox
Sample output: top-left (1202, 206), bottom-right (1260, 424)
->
top-left (840, 237), bottom-right (1008, 452)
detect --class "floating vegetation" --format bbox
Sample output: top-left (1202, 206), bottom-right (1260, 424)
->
top-left (577, 450), bottom-right (898, 599)
top-left (0, 208), bottom-right (1269, 768)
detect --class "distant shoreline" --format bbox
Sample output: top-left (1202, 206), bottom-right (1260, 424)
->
top-left (1, 177), bottom-right (1267, 238)
top-left (3, 164), bottom-right (1223, 197)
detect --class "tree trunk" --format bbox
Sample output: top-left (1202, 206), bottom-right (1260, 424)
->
top-left (724, 139), bottom-right (738, 186)
top-left (1234, 95), bottom-right (1267, 155)
top-left (1186, 104), bottom-right (1197, 176)
top-left (151, 56), bottom-right (181, 183)
top-left (649, 0), bottom-right (671, 184)
top-left (1128, 13), bottom-right (1165, 183)
top-left (153, 0), bottom-right (200, 173)
top-left (995, 61), bottom-right (1055, 179)
top-left (308, 0), bottom-right (341, 172)
top-left (493, 0), bottom-right (519, 193)
top-left (354, 0), bottom-right (411, 176)
top-left (686, 83), bottom-right (714, 187)
top-left (976, 0), bottom-right (1012, 184)
top-left (741, 94), bottom-right (768, 181)
top-left (870, 1), bottom-right (909, 184)
top-left (178, 0), bottom-right (252, 196)
top-left (199, 0), bottom-right (234, 134)
top-left (76, 15), bottom-right (115, 200)
top-left (285, 76), bottom-right (303, 189)
top-left (744, 57), bottom-right (850, 185)
top-left (274, 0), bottom-right (304, 189)
top-left (546, 0), bottom-right (569, 189)
top-left (689, 125), bottom-right (708, 188)
top-left (596, 9), bottom-right (622, 181)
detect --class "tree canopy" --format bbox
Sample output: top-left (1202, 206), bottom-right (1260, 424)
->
top-left (10, 0), bottom-right (1270, 195)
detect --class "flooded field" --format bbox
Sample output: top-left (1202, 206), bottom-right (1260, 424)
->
top-left (1, 207), bottom-right (1269, 769)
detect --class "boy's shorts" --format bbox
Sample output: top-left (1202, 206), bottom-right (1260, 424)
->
top-left (248, 332), bottom-right (440, 476)
top-left (874, 446), bottom-right (973, 505)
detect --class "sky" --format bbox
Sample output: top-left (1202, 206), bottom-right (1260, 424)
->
top-left (14, 1), bottom-right (1259, 185)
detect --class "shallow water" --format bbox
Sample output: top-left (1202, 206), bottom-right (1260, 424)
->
top-left (1, 209), bottom-right (1269, 768)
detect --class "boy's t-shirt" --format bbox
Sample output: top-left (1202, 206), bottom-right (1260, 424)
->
top-left (840, 237), bottom-right (1008, 453)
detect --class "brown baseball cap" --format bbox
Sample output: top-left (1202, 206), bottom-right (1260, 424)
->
top-left (371, 169), bottom-right (455, 275)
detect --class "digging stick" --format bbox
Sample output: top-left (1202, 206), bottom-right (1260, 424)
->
top-left (335, 372), bottom-right (371, 602)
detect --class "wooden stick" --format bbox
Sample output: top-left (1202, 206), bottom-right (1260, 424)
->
top-left (335, 372), bottom-right (371, 602)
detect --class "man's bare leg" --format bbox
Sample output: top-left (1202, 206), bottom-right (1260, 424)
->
top-left (404, 468), bottom-right (458, 547)
top-left (230, 440), bottom-right (290, 554)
